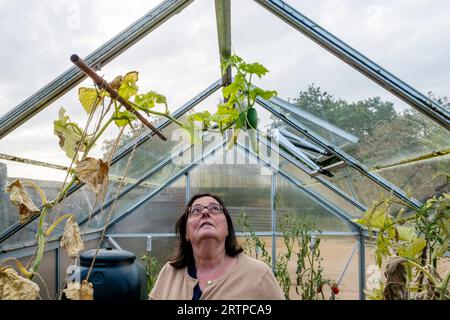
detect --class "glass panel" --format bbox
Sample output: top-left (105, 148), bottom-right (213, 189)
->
top-left (106, 176), bottom-right (186, 234)
top-left (323, 167), bottom-right (392, 209)
top-left (276, 175), bottom-right (352, 232)
top-left (372, 154), bottom-right (450, 202)
top-left (190, 148), bottom-right (273, 233)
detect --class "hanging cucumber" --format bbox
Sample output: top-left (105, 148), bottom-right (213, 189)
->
top-left (245, 107), bottom-right (258, 130)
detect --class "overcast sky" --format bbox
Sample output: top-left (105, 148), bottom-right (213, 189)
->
top-left (0, 0), bottom-right (449, 181)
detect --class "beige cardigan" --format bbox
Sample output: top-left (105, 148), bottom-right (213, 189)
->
top-left (149, 253), bottom-right (285, 300)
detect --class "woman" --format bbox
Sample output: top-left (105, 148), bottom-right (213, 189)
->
top-left (149, 193), bottom-right (284, 300)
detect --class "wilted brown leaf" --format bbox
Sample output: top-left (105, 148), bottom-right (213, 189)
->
top-left (5, 179), bottom-right (40, 224)
top-left (383, 256), bottom-right (407, 300)
top-left (0, 267), bottom-right (39, 300)
top-left (75, 157), bottom-right (109, 194)
top-left (60, 216), bottom-right (84, 259)
top-left (63, 280), bottom-right (93, 300)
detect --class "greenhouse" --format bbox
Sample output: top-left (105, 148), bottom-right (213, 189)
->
top-left (0, 0), bottom-right (449, 301)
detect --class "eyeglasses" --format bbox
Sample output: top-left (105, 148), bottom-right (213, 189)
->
top-left (189, 204), bottom-right (223, 216)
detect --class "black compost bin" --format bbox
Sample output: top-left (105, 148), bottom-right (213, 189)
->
top-left (77, 248), bottom-right (147, 300)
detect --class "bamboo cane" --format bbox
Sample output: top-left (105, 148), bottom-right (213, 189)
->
top-left (70, 54), bottom-right (167, 141)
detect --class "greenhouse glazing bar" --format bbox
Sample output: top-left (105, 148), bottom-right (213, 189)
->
top-left (236, 142), bottom-right (362, 232)
top-left (185, 172), bottom-right (190, 204)
top-left (271, 173), bottom-right (277, 272)
top-left (271, 97), bottom-right (359, 144)
top-left (0, 230), bottom-right (102, 258)
top-left (0, 0), bottom-right (194, 139)
top-left (358, 234), bottom-right (366, 300)
top-left (0, 79), bottom-right (221, 245)
top-left (260, 136), bottom-right (367, 212)
top-left (104, 231), bottom-right (360, 238)
top-left (257, 97), bottom-right (423, 210)
top-left (254, 0), bottom-right (450, 131)
top-left (214, 0), bottom-right (232, 86)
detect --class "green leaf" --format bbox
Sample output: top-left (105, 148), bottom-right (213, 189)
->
top-left (355, 205), bottom-right (387, 230)
top-left (113, 109), bottom-right (137, 127)
top-left (431, 238), bottom-right (448, 261)
top-left (134, 91), bottom-right (167, 112)
top-left (240, 62), bottom-right (269, 78)
top-left (235, 112), bottom-right (246, 130)
top-left (78, 87), bottom-right (103, 114)
top-left (397, 225), bottom-right (416, 242)
top-left (397, 237), bottom-right (427, 259)
top-left (53, 108), bottom-right (89, 160)
top-left (118, 71), bottom-right (139, 100)
top-left (222, 73), bottom-right (245, 100)
top-left (249, 88), bottom-right (277, 103)
top-left (221, 55), bottom-right (243, 74)
top-left (211, 105), bottom-right (240, 126)
top-left (181, 121), bottom-right (202, 144)
top-left (187, 111), bottom-right (211, 123)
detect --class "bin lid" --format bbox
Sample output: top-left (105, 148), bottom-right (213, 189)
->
top-left (80, 248), bottom-right (136, 266)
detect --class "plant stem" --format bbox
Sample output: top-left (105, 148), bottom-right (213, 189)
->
top-left (440, 266), bottom-right (450, 299)
top-left (131, 102), bottom-right (183, 127)
top-left (21, 181), bottom-right (48, 206)
top-left (45, 214), bottom-right (74, 237)
top-left (405, 258), bottom-right (440, 288)
top-left (47, 176), bottom-right (77, 208)
top-left (29, 206), bottom-right (48, 278)
top-left (1, 258), bottom-right (34, 278)
top-left (84, 116), bottom-right (114, 157)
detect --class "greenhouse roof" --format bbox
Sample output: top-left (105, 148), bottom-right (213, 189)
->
top-left (0, 0), bottom-right (449, 300)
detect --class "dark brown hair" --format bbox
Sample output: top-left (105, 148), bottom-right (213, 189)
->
top-left (170, 193), bottom-right (243, 269)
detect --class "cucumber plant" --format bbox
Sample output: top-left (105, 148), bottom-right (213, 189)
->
top-left (186, 54), bottom-right (277, 152)
top-left (1, 54), bottom-right (277, 299)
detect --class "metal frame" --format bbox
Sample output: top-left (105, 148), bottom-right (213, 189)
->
top-left (358, 234), bottom-right (366, 300)
top-left (235, 141), bottom-right (362, 232)
top-left (254, 0), bottom-right (450, 130)
top-left (0, 229), bottom-right (102, 259)
top-left (214, 0), bottom-right (232, 86)
top-left (271, 173), bottom-right (277, 272)
top-left (258, 135), bottom-right (367, 213)
top-left (105, 231), bottom-right (360, 238)
top-left (0, 0), bottom-right (194, 139)
top-left (279, 128), bottom-right (329, 156)
top-left (271, 97), bottom-right (359, 144)
top-left (257, 96), bottom-right (423, 210)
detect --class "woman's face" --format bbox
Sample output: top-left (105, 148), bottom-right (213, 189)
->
top-left (186, 196), bottom-right (229, 246)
